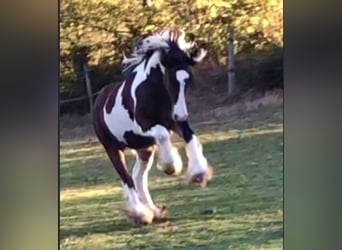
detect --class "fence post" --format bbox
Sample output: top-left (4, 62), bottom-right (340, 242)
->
top-left (227, 29), bottom-right (236, 96)
top-left (83, 64), bottom-right (94, 114)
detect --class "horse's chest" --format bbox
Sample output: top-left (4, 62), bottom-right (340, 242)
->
top-left (135, 82), bottom-right (173, 116)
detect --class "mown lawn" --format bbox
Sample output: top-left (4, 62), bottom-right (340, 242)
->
top-left (60, 104), bottom-right (283, 250)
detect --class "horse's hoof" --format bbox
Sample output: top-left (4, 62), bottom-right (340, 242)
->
top-left (157, 147), bottom-right (183, 176)
top-left (126, 212), bottom-right (153, 225)
top-left (158, 162), bottom-right (182, 176)
top-left (162, 163), bottom-right (177, 175)
top-left (187, 166), bottom-right (213, 187)
top-left (153, 205), bottom-right (168, 223)
top-left (123, 204), bottom-right (154, 225)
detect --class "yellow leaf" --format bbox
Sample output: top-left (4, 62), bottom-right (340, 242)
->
top-left (246, 26), bottom-right (255, 33)
top-left (270, 0), bottom-right (279, 7)
top-left (210, 6), bottom-right (217, 18)
top-left (144, 24), bottom-right (155, 32)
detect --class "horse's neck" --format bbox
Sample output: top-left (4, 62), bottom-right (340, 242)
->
top-left (139, 68), bottom-right (173, 108)
top-left (144, 51), bottom-right (165, 75)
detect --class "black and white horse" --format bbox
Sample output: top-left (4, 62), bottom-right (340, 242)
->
top-left (93, 28), bottom-right (212, 225)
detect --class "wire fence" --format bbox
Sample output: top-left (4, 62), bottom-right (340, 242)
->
top-left (60, 90), bottom-right (101, 104)
top-left (60, 65), bottom-right (103, 113)
top-left (60, 29), bottom-right (237, 110)
top-left (60, 30), bottom-right (283, 112)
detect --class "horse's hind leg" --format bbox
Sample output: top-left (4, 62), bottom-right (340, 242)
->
top-left (103, 145), bottom-right (154, 225)
top-left (93, 87), bottom-right (153, 225)
top-left (133, 147), bottom-right (168, 222)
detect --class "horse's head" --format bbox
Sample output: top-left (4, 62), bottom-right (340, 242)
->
top-left (160, 31), bottom-right (207, 122)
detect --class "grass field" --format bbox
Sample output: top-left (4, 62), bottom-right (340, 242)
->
top-left (60, 103), bottom-right (283, 250)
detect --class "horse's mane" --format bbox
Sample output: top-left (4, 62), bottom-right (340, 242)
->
top-left (122, 34), bottom-right (168, 73)
top-left (122, 28), bottom-right (192, 73)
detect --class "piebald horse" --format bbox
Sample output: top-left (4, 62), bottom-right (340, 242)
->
top-left (94, 29), bottom-right (212, 225)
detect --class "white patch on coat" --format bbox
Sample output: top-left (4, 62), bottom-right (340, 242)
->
top-left (131, 50), bottom-right (164, 109)
top-left (144, 50), bottom-right (165, 75)
top-left (103, 82), bottom-right (134, 144)
top-left (185, 135), bottom-right (208, 176)
top-left (173, 70), bottom-right (189, 120)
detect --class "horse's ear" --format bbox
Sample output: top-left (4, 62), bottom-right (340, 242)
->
top-left (191, 48), bottom-right (208, 63)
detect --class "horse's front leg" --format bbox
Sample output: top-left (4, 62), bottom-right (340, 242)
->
top-left (174, 121), bottom-right (213, 187)
top-left (144, 124), bottom-right (183, 176)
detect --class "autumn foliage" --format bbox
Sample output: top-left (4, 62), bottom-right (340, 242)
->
top-left (60, 0), bottom-right (283, 112)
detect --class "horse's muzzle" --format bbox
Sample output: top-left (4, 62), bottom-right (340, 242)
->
top-left (174, 114), bottom-right (188, 121)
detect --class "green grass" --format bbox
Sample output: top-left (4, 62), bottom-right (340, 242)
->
top-left (60, 104), bottom-right (283, 250)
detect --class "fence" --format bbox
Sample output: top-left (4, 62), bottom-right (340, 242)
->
top-left (60, 31), bottom-right (283, 116)
top-left (60, 90), bottom-right (101, 105)
top-left (60, 29), bottom-right (237, 114)
top-left (60, 65), bottom-right (101, 114)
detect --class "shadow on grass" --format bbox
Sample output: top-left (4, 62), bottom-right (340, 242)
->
top-left (60, 217), bottom-right (283, 250)
top-left (60, 130), bottom-right (282, 189)
top-left (60, 132), bottom-right (283, 249)
top-left (60, 219), bottom-right (135, 241)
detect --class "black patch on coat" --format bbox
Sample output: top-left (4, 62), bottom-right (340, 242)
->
top-left (134, 64), bottom-right (174, 132)
top-left (123, 131), bottom-right (156, 149)
top-left (105, 82), bottom-right (123, 114)
top-left (177, 120), bottom-right (194, 143)
top-left (143, 50), bottom-right (154, 71)
top-left (163, 42), bottom-right (197, 67)
top-left (122, 72), bottom-right (137, 120)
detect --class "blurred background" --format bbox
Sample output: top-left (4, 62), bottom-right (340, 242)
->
top-left (60, 0), bottom-right (283, 115)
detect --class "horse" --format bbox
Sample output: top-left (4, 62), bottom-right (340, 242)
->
top-left (93, 29), bottom-right (212, 225)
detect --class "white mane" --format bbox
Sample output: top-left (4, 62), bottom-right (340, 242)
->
top-left (122, 28), bottom-right (198, 73)
top-left (122, 34), bottom-right (170, 73)
top-left (156, 28), bottom-right (195, 51)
